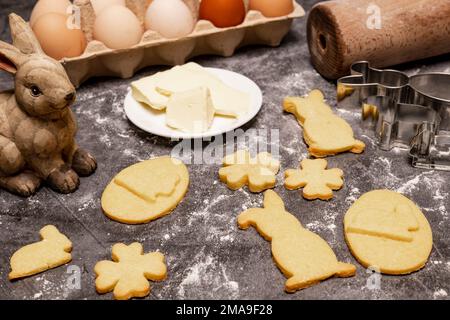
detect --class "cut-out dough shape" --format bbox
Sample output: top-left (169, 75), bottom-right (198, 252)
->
top-left (344, 190), bottom-right (433, 275)
top-left (219, 150), bottom-right (280, 193)
top-left (347, 203), bottom-right (419, 242)
top-left (283, 89), bottom-right (365, 157)
top-left (102, 156), bottom-right (189, 224)
top-left (9, 225), bottom-right (72, 280)
top-left (285, 159), bottom-right (344, 200)
top-left (238, 190), bottom-right (356, 292)
top-left (95, 242), bottom-right (167, 300)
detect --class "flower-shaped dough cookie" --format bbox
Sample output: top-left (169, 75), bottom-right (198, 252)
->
top-left (283, 89), bottom-right (365, 157)
top-left (285, 159), bottom-right (344, 200)
top-left (219, 150), bottom-right (280, 193)
top-left (94, 243), bottom-right (167, 300)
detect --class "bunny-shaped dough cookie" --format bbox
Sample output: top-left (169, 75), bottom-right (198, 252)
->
top-left (238, 190), bottom-right (356, 292)
top-left (0, 14), bottom-right (96, 196)
top-left (9, 225), bottom-right (72, 280)
top-left (283, 89), bottom-right (365, 157)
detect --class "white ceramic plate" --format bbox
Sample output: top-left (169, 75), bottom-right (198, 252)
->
top-left (123, 67), bottom-right (263, 139)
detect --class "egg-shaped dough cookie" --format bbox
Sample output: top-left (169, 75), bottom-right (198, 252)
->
top-left (344, 190), bottom-right (433, 275)
top-left (102, 156), bottom-right (189, 224)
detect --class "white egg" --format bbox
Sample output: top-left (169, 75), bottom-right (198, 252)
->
top-left (91, 0), bottom-right (125, 15)
top-left (94, 5), bottom-right (143, 49)
top-left (145, 0), bottom-right (195, 39)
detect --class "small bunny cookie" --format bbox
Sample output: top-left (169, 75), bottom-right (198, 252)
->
top-left (285, 159), bottom-right (344, 200)
top-left (95, 243), bottom-right (167, 300)
top-left (9, 225), bottom-right (72, 280)
top-left (344, 190), bottom-right (433, 275)
top-left (238, 190), bottom-right (356, 292)
top-left (283, 89), bottom-right (365, 157)
top-left (219, 150), bottom-right (280, 193)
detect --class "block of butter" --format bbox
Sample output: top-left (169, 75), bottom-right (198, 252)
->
top-left (156, 63), bottom-right (249, 118)
top-left (166, 87), bottom-right (215, 133)
top-left (131, 71), bottom-right (166, 110)
top-left (131, 63), bottom-right (250, 118)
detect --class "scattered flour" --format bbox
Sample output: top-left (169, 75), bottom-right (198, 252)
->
top-left (33, 292), bottom-right (43, 299)
top-left (220, 234), bottom-right (234, 242)
top-left (178, 253), bottom-right (239, 299)
top-left (345, 187), bottom-right (361, 204)
top-left (30, 275), bottom-right (72, 300)
top-left (433, 289), bottom-right (448, 299)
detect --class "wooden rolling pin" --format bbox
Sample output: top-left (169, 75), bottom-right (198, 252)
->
top-left (307, 0), bottom-right (450, 79)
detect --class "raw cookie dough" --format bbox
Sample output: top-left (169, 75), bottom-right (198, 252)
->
top-left (9, 225), bottom-right (72, 280)
top-left (285, 159), bottom-right (344, 200)
top-left (95, 242), bottom-right (167, 300)
top-left (101, 156), bottom-right (189, 224)
top-left (344, 190), bottom-right (433, 274)
top-left (283, 89), bottom-right (365, 157)
top-left (238, 190), bottom-right (356, 292)
top-left (219, 150), bottom-right (280, 193)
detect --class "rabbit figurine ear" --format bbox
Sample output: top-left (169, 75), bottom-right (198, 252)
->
top-left (0, 41), bottom-right (25, 74)
top-left (9, 13), bottom-right (43, 55)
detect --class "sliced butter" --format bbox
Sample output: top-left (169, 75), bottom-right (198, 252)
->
top-left (131, 62), bottom-right (250, 118)
top-left (131, 71), bottom-right (166, 110)
top-left (156, 63), bottom-right (249, 118)
top-left (166, 87), bottom-right (215, 133)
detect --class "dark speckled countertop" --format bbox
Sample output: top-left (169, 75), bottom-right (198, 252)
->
top-left (0, 0), bottom-right (449, 300)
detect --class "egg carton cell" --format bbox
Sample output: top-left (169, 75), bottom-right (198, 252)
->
top-left (53, 0), bottom-right (305, 87)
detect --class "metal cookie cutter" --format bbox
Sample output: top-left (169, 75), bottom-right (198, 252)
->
top-left (337, 61), bottom-right (450, 171)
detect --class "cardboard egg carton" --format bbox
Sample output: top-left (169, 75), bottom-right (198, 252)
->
top-left (64, 0), bottom-right (304, 87)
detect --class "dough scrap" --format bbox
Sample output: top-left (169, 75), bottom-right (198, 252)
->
top-left (94, 243), bottom-right (167, 300)
top-left (283, 89), bottom-right (365, 157)
top-left (238, 190), bottom-right (356, 292)
top-left (219, 150), bottom-right (280, 193)
top-left (285, 159), bottom-right (344, 200)
top-left (101, 156), bottom-right (189, 224)
top-left (9, 225), bottom-right (72, 280)
top-left (344, 190), bottom-right (433, 275)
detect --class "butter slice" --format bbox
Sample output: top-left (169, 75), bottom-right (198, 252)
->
top-left (156, 63), bottom-right (249, 118)
top-left (131, 71), bottom-right (166, 110)
top-left (166, 87), bottom-right (215, 133)
top-left (131, 63), bottom-right (250, 118)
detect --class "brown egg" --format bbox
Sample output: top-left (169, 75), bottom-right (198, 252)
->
top-left (32, 12), bottom-right (87, 60)
top-left (249, 0), bottom-right (294, 17)
top-left (30, 0), bottom-right (72, 27)
top-left (199, 0), bottom-right (246, 28)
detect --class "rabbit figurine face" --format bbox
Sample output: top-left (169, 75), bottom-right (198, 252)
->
top-left (14, 55), bottom-right (76, 119)
top-left (0, 14), bottom-right (96, 197)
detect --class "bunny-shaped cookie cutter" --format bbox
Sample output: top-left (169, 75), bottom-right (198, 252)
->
top-left (0, 14), bottom-right (97, 196)
top-left (337, 61), bottom-right (450, 171)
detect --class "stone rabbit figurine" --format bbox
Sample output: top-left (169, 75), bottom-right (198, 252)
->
top-left (0, 14), bottom-right (96, 197)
